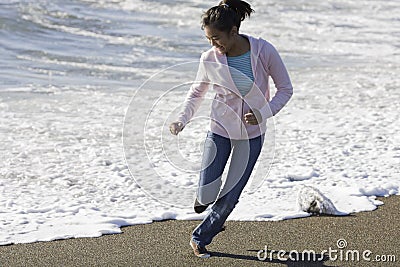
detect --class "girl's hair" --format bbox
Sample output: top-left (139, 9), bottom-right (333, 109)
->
top-left (201, 0), bottom-right (254, 32)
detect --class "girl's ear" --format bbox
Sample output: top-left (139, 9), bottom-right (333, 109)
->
top-left (230, 26), bottom-right (238, 36)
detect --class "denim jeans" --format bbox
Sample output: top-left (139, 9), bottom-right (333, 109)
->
top-left (192, 131), bottom-right (264, 247)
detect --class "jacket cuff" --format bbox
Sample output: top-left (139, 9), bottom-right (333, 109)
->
top-left (258, 103), bottom-right (274, 122)
top-left (177, 113), bottom-right (188, 126)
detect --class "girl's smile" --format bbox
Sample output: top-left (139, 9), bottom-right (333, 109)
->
top-left (204, 25), bottom-right (250, 57)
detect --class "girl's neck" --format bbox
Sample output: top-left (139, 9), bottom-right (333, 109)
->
top-left (226, 35), bottom-right (250, 57)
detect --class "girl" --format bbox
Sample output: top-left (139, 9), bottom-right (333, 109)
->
top-left (170, 0), bottom-right (293, 258)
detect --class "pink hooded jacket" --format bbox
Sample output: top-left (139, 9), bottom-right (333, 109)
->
top-left (178, 34), bottom-right (293, 140)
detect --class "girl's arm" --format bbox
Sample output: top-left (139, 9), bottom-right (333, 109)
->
top-left (259, 43), bottom-right (293, 121)
top-left (177, 56), bottom-right (210, 126)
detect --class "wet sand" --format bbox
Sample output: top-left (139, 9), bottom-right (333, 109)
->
top-left (0, 196), bottom-right (398, 267)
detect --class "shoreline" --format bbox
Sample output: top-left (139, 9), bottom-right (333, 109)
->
top-left (0, 195), bottom-right (398, 266)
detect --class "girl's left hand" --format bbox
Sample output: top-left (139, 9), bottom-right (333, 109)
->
top-left (244, 109), bottom-right (261, 125)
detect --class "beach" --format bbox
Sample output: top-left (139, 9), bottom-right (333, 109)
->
top-left (0, 195), bottom-right (398, 266)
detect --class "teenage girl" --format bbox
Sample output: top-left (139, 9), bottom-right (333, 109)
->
top-left (170, 0), bottom-right (293, 258)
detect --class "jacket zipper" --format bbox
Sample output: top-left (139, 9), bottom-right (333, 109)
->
top-left (240, 98), bottom-right (244, 139)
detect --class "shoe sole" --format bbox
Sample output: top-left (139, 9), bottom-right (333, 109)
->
top-left (189, 241), bottom-right (211, 258)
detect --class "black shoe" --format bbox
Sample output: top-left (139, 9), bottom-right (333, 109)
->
top-left (194, 198), bottom-right (209, 214)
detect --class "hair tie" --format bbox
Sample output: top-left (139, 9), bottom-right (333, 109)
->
top-left (221, 3), bottom-right (230, 8)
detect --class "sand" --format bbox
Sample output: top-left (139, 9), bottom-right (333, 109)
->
top-left (0, 195), bottom-right (398, 266)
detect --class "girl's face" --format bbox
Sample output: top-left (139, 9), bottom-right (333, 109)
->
top-left (204, 26), bottom-right (237, 55)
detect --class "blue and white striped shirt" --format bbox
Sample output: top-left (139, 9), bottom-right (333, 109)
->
top-left (227, 50), bottom-right (254, 97)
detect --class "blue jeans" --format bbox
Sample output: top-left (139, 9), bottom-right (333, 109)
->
top-left (192, 131), bottom-right (264, 246)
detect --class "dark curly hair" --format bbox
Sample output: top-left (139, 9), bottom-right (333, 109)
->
top-left (201, 0), bottom-right (254, 33)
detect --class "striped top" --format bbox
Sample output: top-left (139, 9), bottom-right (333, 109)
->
top-left (227, 50), bottom-right (254, 97)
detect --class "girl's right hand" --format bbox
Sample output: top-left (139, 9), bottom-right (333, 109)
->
top-left (169, 121), bottom-right (184, 135)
